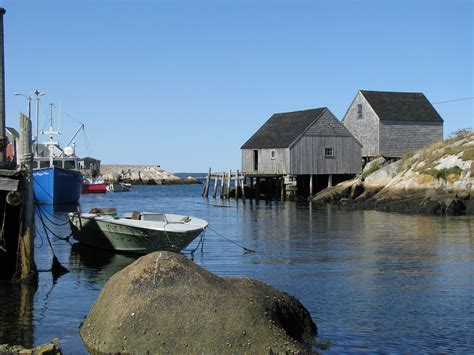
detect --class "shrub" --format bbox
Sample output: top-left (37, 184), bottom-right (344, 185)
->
top-left (424, 166), bottom-right (462, 180)
top-left (362, 164), bottom-right (380, 178)
top-left (449, 128), bottom-right (473, 139)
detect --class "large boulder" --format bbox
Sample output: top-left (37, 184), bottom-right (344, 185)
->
top-left (80, 252), bottom-right (317, 354)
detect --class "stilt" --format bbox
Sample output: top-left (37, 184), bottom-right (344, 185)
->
top-left (202, 167), bottom-right (211, 197)
top-left (309, 174), bottom-right (313, 196)
top-left (250, 177), bottom-right (254, 200)
top-left (256, 177), bottom-right (260, 203)
top-left (226, 170), bottom-right (231, 199)
top-left (220, 173), bottom-right (225, 199)
top-left (234, 170), bottom-right (239, 200)
top-left (241, 175), bottom-right (246, 201)
top-left (212, 173), bottom-right (218, 198)
top-left (280, 177), bottom-right (285, 201)
top-left (328, 174), bottom-right (333, 187)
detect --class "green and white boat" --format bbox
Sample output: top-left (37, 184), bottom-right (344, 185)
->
top-left (68, 209), bottom-right (208, 254)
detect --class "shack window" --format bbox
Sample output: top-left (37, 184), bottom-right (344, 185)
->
top-left (325, 148), bottom-right (334, 157)
top-left (253, 150), bottom-right (258, 171)
top-left (357, 104), bottom-right (363, 119)
top-left (271, 150), bottom-right (276, 160)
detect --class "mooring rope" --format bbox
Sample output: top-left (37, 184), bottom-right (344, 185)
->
top-left (35, 207), bottom-right (73, 241)
top-left (206, 226), bottom-right (256, 254)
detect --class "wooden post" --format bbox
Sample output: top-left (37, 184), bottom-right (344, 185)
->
top-left (250, 177), bottom-right (254, 200)
top-left (226, 170), bottom-right (231, 199)
top-left (241, 174), bottom-right (246, 201)
top-left (212, 173), bottom-right (218, 198)
top-left (256, 177), bottom-right (261, 203)
top-left (280, 177), bottom-right (285, 201)
top-left (309, 174), bottom-right (313, 196)
top-left (220, 172), bottom-right (225, 199)
top-left (203, 168), bottom-right (211, 197)
top-left (16, 113), bottom-right (36, 283)
top-left (328, 174), bottom-right (333, 187)
top-left (234, 170), bottom-right (239, 200)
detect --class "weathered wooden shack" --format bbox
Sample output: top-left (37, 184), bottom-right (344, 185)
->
top-left (241, 107), bottom-right (362, 198)
top-left (343, 90), bottom-right (444, 160)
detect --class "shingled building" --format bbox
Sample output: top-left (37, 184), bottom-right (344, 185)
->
top-left (241, 107), bottom-right (362, 198)
top-left (343, 90), bottom-right (444, 160)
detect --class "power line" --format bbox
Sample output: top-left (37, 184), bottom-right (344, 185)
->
top-left (432, 96), bottom-right (474, 104)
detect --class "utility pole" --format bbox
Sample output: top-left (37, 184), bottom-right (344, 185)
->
top-left (33, 90), bottom-right (44, 154)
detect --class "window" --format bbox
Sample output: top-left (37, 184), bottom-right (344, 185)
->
top-left (32, 161), bottom-right (38, 169)
top-left (271, 150), bottom-right (276, 160)
top-left (253, 150), bottom-right (258, 171)
top-left (53, 160), bottom-right (63, 168)
top-left (325, 148), bottom-right (334, 157)
top-left (40, 161), bottom-right (49, 168)
top-left (357, 104), bottom-right (363, 119)
top-left (64, 160), bottom-right (76, 170)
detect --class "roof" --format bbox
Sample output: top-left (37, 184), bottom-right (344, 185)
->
top-left (241, 107), bottom-right (356, 149)
top-left (6, 127), bottom-right (19, 138)
top-left (360, 90), bottom-right (443, 123)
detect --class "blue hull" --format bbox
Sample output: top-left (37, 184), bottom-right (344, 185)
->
top-left (33, 166), bottom-right (83, 204)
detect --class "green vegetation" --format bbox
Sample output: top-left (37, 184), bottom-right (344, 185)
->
top-left (424, 166), bottom-right (462, 180)
top-left (449, 127), bottom-right (473, 139)
top-left (362, 164), bottom-right (381, 178)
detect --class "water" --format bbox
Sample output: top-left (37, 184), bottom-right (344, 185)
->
top-left (1, 184), bottom-right (473, 353)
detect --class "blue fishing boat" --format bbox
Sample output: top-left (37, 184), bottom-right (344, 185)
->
top-left (32, 105), bottom-right (85, 204)
top-left (33, 165), bottom-right (83, 204)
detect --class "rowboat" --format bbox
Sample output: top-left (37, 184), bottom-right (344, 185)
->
top-left (68, 209), bottom-right (208, 254)
top-left (106, 182), bottom-right (131, 192)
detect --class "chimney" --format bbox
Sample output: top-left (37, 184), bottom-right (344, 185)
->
top-left (0, 8), bottom-right (5, 163)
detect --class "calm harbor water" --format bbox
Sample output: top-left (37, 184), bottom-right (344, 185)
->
top-left (1, 184), bottom-right (473, 353)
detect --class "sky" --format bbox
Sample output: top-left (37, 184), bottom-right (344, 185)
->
top-left (2, 0), bottom-right (473, 172)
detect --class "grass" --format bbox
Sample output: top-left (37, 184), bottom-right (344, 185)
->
top-left (424, 166), bottom-right (462, 180)
top-left (362, 164), bottom-right (380, 178)
top-left (462, 148), bottom-right (474, 161)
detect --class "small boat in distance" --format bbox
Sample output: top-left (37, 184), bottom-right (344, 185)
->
top-left (68, 209), bottom-right (208, 254)
top-left (82, 178), bottom-right (107, 194)
top-left (106, 182), bottom-right (132, 192)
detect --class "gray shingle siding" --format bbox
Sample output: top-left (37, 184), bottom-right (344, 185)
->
top-left (342, 91), bottom-right (379, 157)
top-left (379, 121), bottom-right (443, 157)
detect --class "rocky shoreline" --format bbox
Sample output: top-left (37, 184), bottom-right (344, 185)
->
top-left (98, 165), bottom-right (200, 185)
top-left (313, 132), bottom-right (474, 216)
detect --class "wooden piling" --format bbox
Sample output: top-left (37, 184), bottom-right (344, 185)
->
top-left (16, 113), bottom-right (36, 283)
top-left (234, 170), bottom-right (239, 200)
top-left (250, 177), bottom-right (254, 200)
top-left (220, 172), bottom-right (225, 199)
top-left (280, 177), bottom-right (285, 201)
top-left (256, 177), bottom-right (261, 203)
top-left (226, 170), bottom-right (231, 199)
top-left (202, 168), bottom-right (211, 198)
top-left (309, 174), bottom-right (313, 196)
top-left (241, 174), bottom-right (246, 201)
top-left (212, 173), bottom-right (218, 198)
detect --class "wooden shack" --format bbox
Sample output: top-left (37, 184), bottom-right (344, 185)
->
top-left (342, 90), bottom-right (444, 161)
top-left (241, 107), bottom-right (362, 198)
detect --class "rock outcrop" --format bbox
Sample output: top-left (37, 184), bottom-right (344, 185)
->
top-left (313, 132), bottom-right (474, 215)
top-left (99, 165), bottom-right (199, 185)
top-left (0, 343), bottom-right (61, 354)
top-left (80, 252), bottom-right (317, 354)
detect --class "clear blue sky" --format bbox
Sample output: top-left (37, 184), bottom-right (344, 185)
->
top-left (2, 0), bottom-right (473, 172)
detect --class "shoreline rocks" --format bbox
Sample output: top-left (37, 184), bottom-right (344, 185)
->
top-left (98, 165), bottom-right (200, 185)
top-left (313, 133), bottom-right (474, 216)
top-left (80, 251), bottom-right (317, 354)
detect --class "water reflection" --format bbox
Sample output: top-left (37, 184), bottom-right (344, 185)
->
top-left (0, 283), bottom-right (36, 348)
top-left (69, 243), bottom-right (138, 285)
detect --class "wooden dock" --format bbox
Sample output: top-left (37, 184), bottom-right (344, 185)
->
top-left (201, 169), bottom-right (247, 201)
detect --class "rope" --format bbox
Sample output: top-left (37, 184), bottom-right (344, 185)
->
top-left (35, 203), bottom-right (71, 225)
top-left (35, 207), bottom-right (73, 241)
top-left (207, 226), bottom-right (256, 254)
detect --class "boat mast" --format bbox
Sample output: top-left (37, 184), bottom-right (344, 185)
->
top-left (42, 103), bottom-right (60, 168)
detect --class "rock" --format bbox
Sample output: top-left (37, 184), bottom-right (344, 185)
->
top-left (364, 160), bottom-right (401, 188)
top-left (0, 343), bottom-right (61, 355)
top-left (350, 182), bottom-right (364, 200)
top-left (80, 252), bottom-right (317, 354)
top-left (362, 157), bottom-right (385, 177)
top-left (445, 199), bottom-right (467, 216)
top-left (98, 165), bottom-right (199, 185)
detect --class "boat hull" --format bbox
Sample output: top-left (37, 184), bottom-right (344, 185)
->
top-left (82, 182), bottom-right (107, 194)
top-left (33, 167), bottom-right (83, 204)
top-left (68, 214), bottom-right (206, 254)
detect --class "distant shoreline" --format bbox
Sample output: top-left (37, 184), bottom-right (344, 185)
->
top-left (98, 165), bottom-right (201, 185)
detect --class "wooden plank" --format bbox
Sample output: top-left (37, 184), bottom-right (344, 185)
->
top-left (0, 176), bottom-right (19, 191)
